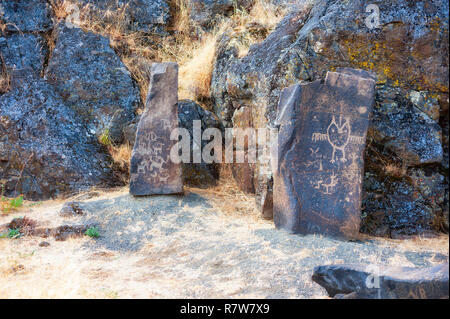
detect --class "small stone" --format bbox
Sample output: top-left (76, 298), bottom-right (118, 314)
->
top-left (272, 69), bottom-right (376, 239)
top-left (39, 241), bottom-right (50, 247)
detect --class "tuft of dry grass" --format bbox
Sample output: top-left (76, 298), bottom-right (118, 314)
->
top-left (384, 163), bottom-right (407, 179)
top-left (109, 142), bottom-right (132, 171)
top-left (178, 30), bottom-right (222, 100)
top-left (0, 54), bottom-right (11, 94)
top-left (188, 164), bottom-right (260, 218)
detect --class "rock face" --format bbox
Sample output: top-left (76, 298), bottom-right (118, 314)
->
top-left (45, 24), bottom-right (140, 144)
top-left (0, 0), bottom-right (53, 32)
top-left (211, 0), bottom-right (449, 236)
top-left (0, 72), bottom-right (117, 200)
top-left (273, 69), bottom-right (376, 238)
top-left (178, 100), bottom-right (220, 188)
top-left (64, 0), bottom-right (170, 33)
top-left (312, 263), bottom-right (449, 299)
top-left (0, 34), bottom-right (48, 74)
top-left (130, 62), bottom-right (182, 196)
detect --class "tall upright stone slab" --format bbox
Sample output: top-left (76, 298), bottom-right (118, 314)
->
top-left (130, 62), bottom-right (183, 195)
top-left (272, 69), bottom-right (376, 239)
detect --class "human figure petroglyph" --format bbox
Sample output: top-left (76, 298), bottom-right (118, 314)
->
top-left (311, 115), bottom-right (365, 163)
top-left (322, 173), bottom-right (338, 194)
top-left (306, 147), bottom-right (324, 171)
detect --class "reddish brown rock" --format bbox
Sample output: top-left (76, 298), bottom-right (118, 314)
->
top-left (129, 62), bottom-right (183, 196)
top-left (273, 69), bottom-right (376, 239)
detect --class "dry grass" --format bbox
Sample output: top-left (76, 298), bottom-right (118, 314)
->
top-left (0, 188), bottom-right (447, 298)
top-left (359, 233), bottom-right (449, 255)
top-left (188, 164), bottom-right (260, 218)
top-left (48, 0), bottom-right (286, 104)
top-left (384, 163), bottom-right (407, 179)
top-left (46, 0), bottom-right (287, 169)
top-left (0, 54), bottom-right (11, 94)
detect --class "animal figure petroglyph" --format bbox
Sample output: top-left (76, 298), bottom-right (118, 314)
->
top-left (311, 115), bottom-right (365, 163)
top-left (313, 172), bottom-right (338, 195)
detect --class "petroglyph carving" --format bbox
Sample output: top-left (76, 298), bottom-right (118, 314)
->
top-left (312, 172), bottom-right (338, 194)
top-left (130, 62), bottom-right (182, 195)
top-left (273, 69), bottom-right (376, 238)
top-left (312, 115), bottom-right (365, 163)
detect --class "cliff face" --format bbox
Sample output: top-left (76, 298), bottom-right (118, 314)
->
top-left (0, 1), bottom-right (448, 237)
top-left (210, 0), bottom-right (449, 237)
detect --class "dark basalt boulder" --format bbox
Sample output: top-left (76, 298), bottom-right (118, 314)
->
top-left (0, 0), bottom-right (53, 32)
top-left (45, 24), bottom-right (140, 144)
top-left (178, 99), bottom-right (220, 188)
top-left (0, 33), bottom-right (48, 75)
top-left (189, 1), bottom-right (252, 29)
top-left (211, 0), bottom-right (449, 236)
top-left (0, 72), bottom-right (118, 200)
top-left (312, 263), bottom-right (449, 299)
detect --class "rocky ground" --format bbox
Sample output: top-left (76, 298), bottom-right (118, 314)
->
top-left (0, 188), bottom-right (447, 298)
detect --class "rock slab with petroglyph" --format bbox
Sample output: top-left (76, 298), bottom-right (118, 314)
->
top-left (273, 69), bottom-right (376, 238)
top-left (312, 263), bottom-right (449, 299)
top-left (129, 62), bottom-right (182, 196)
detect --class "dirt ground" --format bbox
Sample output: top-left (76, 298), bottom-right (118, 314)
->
top-left (0, 187), bottom-right (448, 298)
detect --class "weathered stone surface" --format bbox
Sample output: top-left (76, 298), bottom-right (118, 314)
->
top-left (60, 201), bottom-right (85, 217)
top-left (231, 106), bottom-right (256, 194)
top-left (0, 33), bottom-right (48, 74)
top-left (130, 62), bottom-right (182, 196)
top-left (273, 69), bottom-right (376, 238)
top-left (312, 263), bottom-right (449, 299)
top-left (0, 72), bottom-right (117, 200)
top-left (45, 24), bottom-right (140, 144)
top-left (189, 0), bottom-right (251, 28)
top-left (0, 0), bottom-right (53, 32)
top-left (63, 0), bottom-right (170, 33)
top-left (211, 0), bottom-right (449, 236)
top-left (371, 87), bottom-right (443, 166)
top-left (178, 100), bottom-right (220, 188)
top-left (361, 82), bottom-right (447, 237)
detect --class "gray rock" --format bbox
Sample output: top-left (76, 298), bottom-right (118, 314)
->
top-left (0, 0), bottom-right (53, 32)
top-left (178, 100), bottom-right (220, 188)
top-left (60, 201), bottom-right (85, 217)
top-left (130, 62), bottom-right (182, 196)
top-left (45, 24), bottom-right (140, 144)
top-left (312, 263), bottom-right (449, 299)
top-left (0, 33), bottom-right (48, 74)
top-left (63, 0), bottom-right (170, 33)
top-left (0, 72), bottom-right (118, 200)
